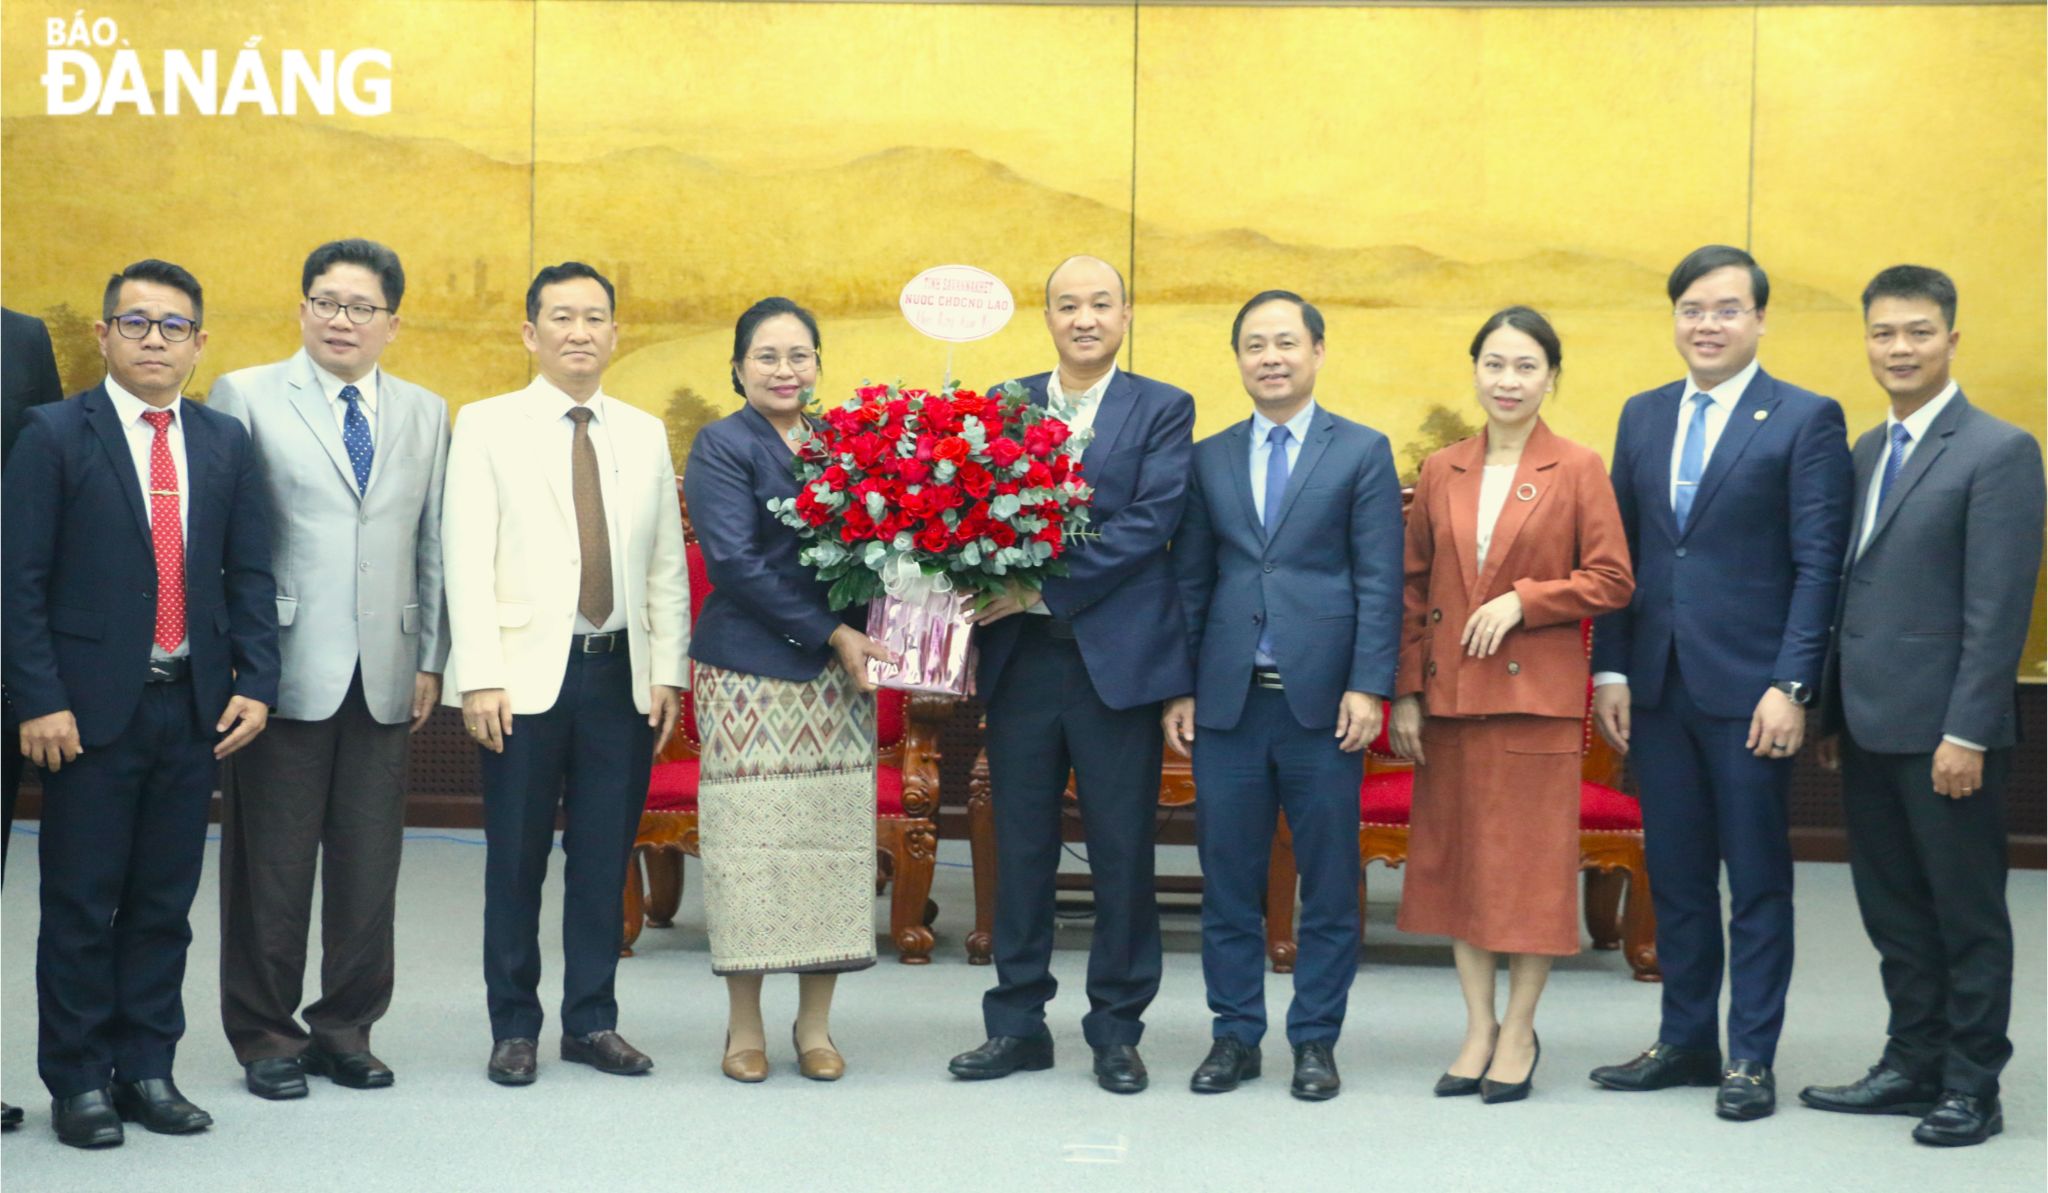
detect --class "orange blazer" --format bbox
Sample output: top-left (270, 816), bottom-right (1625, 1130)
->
top-left (1396, 419), bottom-right (1633, 719)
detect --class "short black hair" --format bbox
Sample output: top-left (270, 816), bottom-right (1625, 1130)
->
top-left (1469, 305), bottom-right (1562, 370)
top-left (526, 262), bottom-right (615, 323)
top-left (1667, 244), bottom-right (1769, 311)
top-left (1862, 264), bottom-right (1957, 329)
top-left (730, 297), bottom-right (822, 397)
top-left (1230, 289), bottom-right (1325, 350)
top-left (1043, 255), bottom-right (1129, 307)
top-left (103, 259), bottom-right (203, 324)
top-left (302, 238), bottom-right (406, 313)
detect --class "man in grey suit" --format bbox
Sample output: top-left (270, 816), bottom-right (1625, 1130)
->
top-left (1164, 291), bottom-right (1404, 1100)
top-left (207, 239), bottom-right (449, 1100)
top-left (1802, 266), bottom-right (2044, 1147)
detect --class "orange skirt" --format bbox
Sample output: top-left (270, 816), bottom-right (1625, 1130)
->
top-left (1395, 714), bottom-right (1583, 956)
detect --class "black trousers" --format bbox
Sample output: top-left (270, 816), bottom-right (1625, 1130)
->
top-left (982, 618), bottom-right (1164, 1049)
top-left (1841, 736), bottom-right (2013, 1098)
top-left (3, 691), bottom-right (19, 874)
top-left (219, 670), bottom-right (411, 1062)
top-left (479, 649), bottom-right (651, 1042)
top-left (37, 681), bottom-right (215, 1098)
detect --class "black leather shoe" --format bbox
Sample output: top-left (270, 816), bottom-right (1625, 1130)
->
top-left (488, 1037), bottom-right (538, 1085)
top-left (111, 1078), bottom-right (212, 1134)
top-left (244, 1055), bottom-right (309, 1100)
top-left (1716, 1060), bottom-right (1776, 1121)
top-left (561, 1030), bottom-right (652, 1075)
top-left (1093, 1044), bottom-right (1149, 1094)
top-left (1189, 1038), bottom-right (1261, 1093)
top-left (1589, 1042), bottom-right (1723, 1091)
top-left (302, 1045), bottom-right (394, 1089)
top-left (948, 1035), bottom-right (1054, 1080)
top-left (1913, 1092), bottom-right (2003, 1147)
top-left (1, 1100), bottom-right (21, 1128)
top-left (1482, 1032), bottom-right (1540, 1104)
top-left (51, 1089), bottom-right (122, 1148)
top-left (1290, 1041), bottom-right (1340, 1101)
top-left (1799, 1063), bottom-right (1939, 1117)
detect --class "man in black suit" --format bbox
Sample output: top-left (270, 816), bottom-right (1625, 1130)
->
top-left (3, 260), bottom-right (279, 1147)
top-left (950, 255), bottom-right (1195, 1094)
top-left (1803, 266), bottom-right (2044, 1147)
top-left (2, 306), bottom-right (65, 1130)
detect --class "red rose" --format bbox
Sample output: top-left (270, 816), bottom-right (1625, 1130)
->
top-left (915, 521), bottom-right (950, 553)
top-left (994, 479), bottom-right (1020, 497)
top-left (849, 432), bottom-right (889, 468)
top-left (989, 523), bottom-right (1017, 548)
top-left (958, 462), bottom-right (993, 498)
top-left (923, 396), bottom-right (955, 430)
top-left (914, 433), bottom-right (937, 461)
top-left (1023, 424), bottom-right (1055, 457)
top-left (1050, 455), bottom-right (1070, 483)
top-left (1040, 418), bottom-right (1072, 448)
top-left (1024, 461), bottom-right (1054, 489)
top-left (932, 436), bottom-right (970, 463)
top-left (952, 392), bottom-right (985, 416)
top-left (1034, 523), bottom-right (1063, 545)
top-left (896, 458), bottom-right (931, 485)
top-left (856, 384), bottom-right (890, 402)
top-left (986, 437), bottom-right (1024, 469)
top-left (821, 464), bottom-right (849, 489)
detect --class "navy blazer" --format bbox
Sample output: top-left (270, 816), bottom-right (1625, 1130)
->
top-left (1174, 406), bottom-right (1404, 730)
top-left (2, 383), bottom-right (279, 746)
top-left (1824, 393), bottom-right (2044, 752)
top-left (975, 369), bottom-right (1196, 711)
top-left (684, 404), bottom-right (860, 683)
top-left (1591, 366), bottom-right (1852, 718)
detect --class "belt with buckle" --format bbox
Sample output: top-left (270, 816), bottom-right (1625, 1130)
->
top-left (1252, 667), bottom-right (1285, 691)
top-left (573, 632), bottom-right (623, 655)
top-left (145, 657), bottom-right (191, 684)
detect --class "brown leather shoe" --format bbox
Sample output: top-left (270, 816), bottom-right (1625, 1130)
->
top-left (722, 1033), bottom-right (769, 1083)
top-left (561, 1030), bottom-right (652, 1076)
top-left (488, 1038), bottom-right (538, 1086)
top-left (794, 1027), bottom-right (844, 1082)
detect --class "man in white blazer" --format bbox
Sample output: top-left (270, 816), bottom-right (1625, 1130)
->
top-left (442, 262), bottom-right (687, 1086)
top-left (208, 240), bottom-right (448, 1101)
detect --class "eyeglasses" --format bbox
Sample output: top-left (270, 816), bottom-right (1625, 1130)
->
top-left (306, 296), bottom-right (393, 325)
top-left (112, 314), bottom-right (198, 342)
top-left (746, 350), bottom-right (818, 371)
top-left (1674, 305), bottom-right (1755, 326)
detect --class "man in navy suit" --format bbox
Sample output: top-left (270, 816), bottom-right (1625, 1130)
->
top-left (1164, 291), bottom-right (1402, 1100)
top-left (1801, 266), bottom-right (2044, 1147)
top-left (3, 260), bottom-right (279, 1147)
top-left (950, 254), bottom-right (1195, 1093)
top-left (1588, 245), bottom-right (1852, 1120)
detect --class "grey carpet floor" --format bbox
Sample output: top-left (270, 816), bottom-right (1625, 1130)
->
top-left (1, 829), bottom-right (2041, 1192)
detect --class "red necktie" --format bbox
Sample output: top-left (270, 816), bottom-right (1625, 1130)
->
top-left (141, 409), bottom-right (185, 652)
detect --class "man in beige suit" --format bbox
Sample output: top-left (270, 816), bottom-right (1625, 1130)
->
top-left (442, 262), bottom-right (687, 1085)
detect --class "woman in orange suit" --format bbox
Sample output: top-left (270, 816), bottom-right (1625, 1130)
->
top-left (1387, 306), bottom-right (1633, 1104)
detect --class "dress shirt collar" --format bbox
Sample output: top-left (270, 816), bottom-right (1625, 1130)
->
top-left (1683, 357), bottom-right (1760, 411)
top-left (311, 359), bottom-right (379, 412)
top-left (1888, 380), bottom-right (1958, 443)
top-left (105, 375), bottom-right (183, 426)
top-left (531, 374), bottom-right (611, 423)
top-left (1250, 399), bottom-right (1318, 446)
top-left (1046, 364), bottom-right (1117, 409)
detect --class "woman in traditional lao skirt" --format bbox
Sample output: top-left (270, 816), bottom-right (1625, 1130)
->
top-left (1387, 307), bottom-right (1633, 1104)
top-left (683, 297), bottom-right (891, 1082)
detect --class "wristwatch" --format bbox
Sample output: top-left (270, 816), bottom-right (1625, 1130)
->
top-left (1770, 680), bottom-right (1812, 706)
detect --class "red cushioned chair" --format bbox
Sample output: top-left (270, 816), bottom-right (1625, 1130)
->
top-left (620, 484), bottom-right (947, 963)
top-left (1263, 620), bottom-right (1660, 981)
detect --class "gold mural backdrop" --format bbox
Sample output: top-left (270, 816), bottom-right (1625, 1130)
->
top-left (4, 1), bottom-right (2042, 672)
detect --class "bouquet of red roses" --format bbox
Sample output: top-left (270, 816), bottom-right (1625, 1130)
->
top-left (768, 379), bottom-right (1094, 694)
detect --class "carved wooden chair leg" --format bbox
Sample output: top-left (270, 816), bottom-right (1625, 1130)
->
top-left (620, 846), bottom-right (647, 958)
top-left (1265, 812), bottom-right (1299, 974)
top-left (1621, 846), bottom-right (1661, 982)
top-left (888, 818), bottom-right (938, 964)
top-left (1583, 865), bottom-right (1626, 950)
top-left (965, 759), bottom-right (997, 965)
top-left (644, 847), bottom-right (683, 928)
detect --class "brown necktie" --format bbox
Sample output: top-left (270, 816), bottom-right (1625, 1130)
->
top-left (567, 406), bottom-right (614, 627)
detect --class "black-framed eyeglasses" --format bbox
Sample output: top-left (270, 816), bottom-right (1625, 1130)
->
top-left (112, 314), bottom-right (199, 342)
top-left (306, 295), bottom-right (393, 325)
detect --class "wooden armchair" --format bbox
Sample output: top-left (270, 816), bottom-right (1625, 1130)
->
top-left (620, 484), bottom-right (948, 963)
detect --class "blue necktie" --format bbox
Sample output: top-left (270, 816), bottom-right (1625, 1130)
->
top-left (1257, 425), bottom-right (1292, 661)
top-left (1877, 422), bottom-right (1912, 510)
top-left (339, 384), bottom-right (374, 493)
top-left (1672, 392), bottom-right (1712, 531)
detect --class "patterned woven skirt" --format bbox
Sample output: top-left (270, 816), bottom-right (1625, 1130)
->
top-left (695, 660), bottom-right (878, 975)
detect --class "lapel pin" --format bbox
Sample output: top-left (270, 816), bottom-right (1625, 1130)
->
top-left (1516, 483), bottom-right (1537, 501)
top-left (1753, 409), bottom-right (1768, 421)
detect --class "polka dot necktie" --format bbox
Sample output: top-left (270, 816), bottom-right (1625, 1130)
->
top-left (340, 384), bottom-right (374, 493)
top-left (141, 409), bottom-right (185, 652)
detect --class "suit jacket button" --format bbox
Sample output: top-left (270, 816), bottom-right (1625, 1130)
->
top-left (1676, 547), bottom-right (1688, 558)
top-left (1426, 661), bottom-right (1436, 677)
top-left (1506, 661), bottom-right (1521, 675)
top-left (1262, 563), bottom-right (1275, 573)
top-left (1430, 608), bottom-right (1442, 623)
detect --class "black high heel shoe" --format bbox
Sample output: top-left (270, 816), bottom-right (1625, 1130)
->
top-left (1436, 1027), bottom-right (1499, 1097)
top-left (1480, 1032), bottom-right (1540, 1104)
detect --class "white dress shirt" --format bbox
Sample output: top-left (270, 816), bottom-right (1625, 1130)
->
top-left (539, 380), bottom-right (628, 635)
top-left (311, 360), bottom-right (380, 439)
top-left (1475, 464), bottom-right (1516, 572)
top-left (1249, 400), bottom-right (1316, 521)
top-left (1027, 365), bottom-right (1118, 616)
top-left (105, 376), bottom-right (190, 657)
